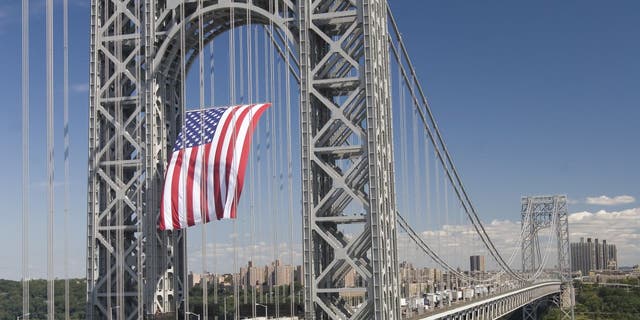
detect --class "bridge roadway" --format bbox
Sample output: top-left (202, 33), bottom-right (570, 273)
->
top-left (408, 281), bottom-right (561, 320)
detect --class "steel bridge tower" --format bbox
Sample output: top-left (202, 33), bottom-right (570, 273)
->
top-left (521, 195), bottom-right (575, 320)
top-left (87, 0), bottom-right (399, 319)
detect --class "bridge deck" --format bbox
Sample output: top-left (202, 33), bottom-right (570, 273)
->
top-left (406, 282), bottom-right (560, 320)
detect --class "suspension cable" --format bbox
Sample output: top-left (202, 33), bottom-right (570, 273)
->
top-left (229, 6), bottom-right (240, 319)
top-left (63, 0), bottom-right (70, 317)
top-left (179, 2), bottom-right (189, 317)
top-left (397, 51), bottom-right (410, 265)
top-left (284, 6), bottom-right (295, 315)
top-left (46, 0), bottom-right (55, 317)
top-left (268, 0), bottom-right (278, 312)
top-left (247, 6), bottom-right (257, 319)
top-left (411, 99), bottom-right (420, 268)
top-left (387, 32), bottom-right (524, 282)
top-left (21, 0), bottom-right (30, 317)
top-left (209, 37), bottom-right (218, 308)
top-left (388, 11), bottom-right (524, 281)
top-left (135, 0), bottom-right (143, 315)
top-left (197, 0), bottom-right (208, 318)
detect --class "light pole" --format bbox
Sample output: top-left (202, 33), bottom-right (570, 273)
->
top-left (110, 306), bottom-right (120, 320)
top-left (185, 311), bottom-right (201, 320)
top-left (17, 313), bottom-right (30, 320)
top-left (256, 303), bottom-right (268, 319)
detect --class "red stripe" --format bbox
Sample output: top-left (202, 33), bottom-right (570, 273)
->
top-left (224, 105), bottom-right (255, 219)
top-left (202, 143), bottom-right (212, 223)
top-left (213, 107), bottom-right (242, 219)
top-left (171, 149), bottom-right (184, 230)
top-left (230, 104), bottom-right (271, 219)
top-left (185, 146), bottom-right (199, 227)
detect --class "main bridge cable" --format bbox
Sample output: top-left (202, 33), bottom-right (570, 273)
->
top-left (397, 210), bottom-right (547, 284)
top-left (387, 37), bottom-right (521, 281)
top-left (387, 9), bottom-right (525, 282)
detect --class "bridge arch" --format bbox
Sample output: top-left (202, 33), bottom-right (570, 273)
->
top-left (153, 1), bottom-right (299, 78)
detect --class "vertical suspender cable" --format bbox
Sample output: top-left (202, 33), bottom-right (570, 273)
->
top-left (46, 0), bottom-right (55, 318)
top-left (134, 0), bottom-right (143, 316)
top-left (198, 1), bottom-right (208, 319)
top-left (246, 5), bottom-right (257, 319)
top-left (283, 7), bottom-right (295, 318)
top-left (210, 40), bottom-right (215, 106)
top-left (21, 0), bottom-right (30, 318)
top-left (398, 56), bottom-right (408, 262)
top-left (63, 0), bottom-right (70, 318)
top-left (238, 15), bottom-right (247, 308)
top-left (254, 27), bottom-right (259, 102)
top-left (424, 118), bottom-right (431, 266)
top-left (229, 6), bottom-right (240, 319)
top-left (267, 0), bottom-right (276, 308)
top-left (272, 13), bottom-right (280, 315)
top-left (411, 90), bottom-right (420, 269)
top-left (444, 160), bottom-right (449, 270)
top-left (434, 145), bottom-right (441, 257)
top-left (276, 43), bottom-right (283, 317)
top-left (179, 2), bottom-right (188, 318)
top-left (209, 38), bottom-right (218, 308)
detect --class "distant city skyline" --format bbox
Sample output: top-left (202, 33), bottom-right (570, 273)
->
top-left (571, 237), bottom-right (618, 276)
top-left (0, 1), bottom-right (639, 280)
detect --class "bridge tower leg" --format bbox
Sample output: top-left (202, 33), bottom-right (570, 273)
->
top-left (299, 0), bottom-right (401, 319)
top-left (87, 0), bottom-right (186, 318)
top-left (521, 195), bottom-right (574, 320)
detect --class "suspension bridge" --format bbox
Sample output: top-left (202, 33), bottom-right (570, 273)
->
top-left (19, 0), bottom-right (576, 319)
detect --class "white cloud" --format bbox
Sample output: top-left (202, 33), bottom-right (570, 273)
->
top-left (0, 6), bottom-right (10, 34)
top-left (586, 195), bottom-right (635, 206)
top-left (566, 198), bottom-right (580, 205)
top-left (71, 83), bottom-right (89, 93)
top-left (402, 207), bottom-right (640, 272)
top-left (568, 207), bottom-right (640, 266)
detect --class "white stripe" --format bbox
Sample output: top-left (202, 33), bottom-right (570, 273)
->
top-left (223, 104), bottom-right (265, 218)
top-left (162, 151), bottom-right (180, 230)
top-left (192, 146), bottom-right (204, 225)
top-left (178, 147), bottom-right (191, 228)
top-left (207, 107), bottom-right (236, 218)
top-left (218, 105), bottom-right (251, 218)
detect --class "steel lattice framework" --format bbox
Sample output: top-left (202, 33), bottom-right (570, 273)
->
top-left (88, 0), bottom-right (399, 319)
top-left (520, 195), bottom-right (574, 320)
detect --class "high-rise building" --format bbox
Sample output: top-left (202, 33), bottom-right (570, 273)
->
top-left (571, 237), bottom-right (617, 275)
top-left (295, 265), bottom-right (304, 287)
top-left (470, 255), bottom-right (485, 272)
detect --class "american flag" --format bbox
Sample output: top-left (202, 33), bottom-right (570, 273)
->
top-left (159, 103), bottom-right (271, 230)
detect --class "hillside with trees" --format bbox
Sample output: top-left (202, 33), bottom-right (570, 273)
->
top-left (0, 279), bottom-right (86, 319)
top-left (542, 278), bottom-right (640, 320)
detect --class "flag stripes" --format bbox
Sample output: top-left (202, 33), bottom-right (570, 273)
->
top-left (159, 103), bottom-right (271, 230)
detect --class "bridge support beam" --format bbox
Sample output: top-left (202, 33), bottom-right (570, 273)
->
top-left (299, 0), bottom-right (400, 318)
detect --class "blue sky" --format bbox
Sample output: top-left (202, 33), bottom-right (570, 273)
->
top-left (0, 1), bottom-right (638, 280)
